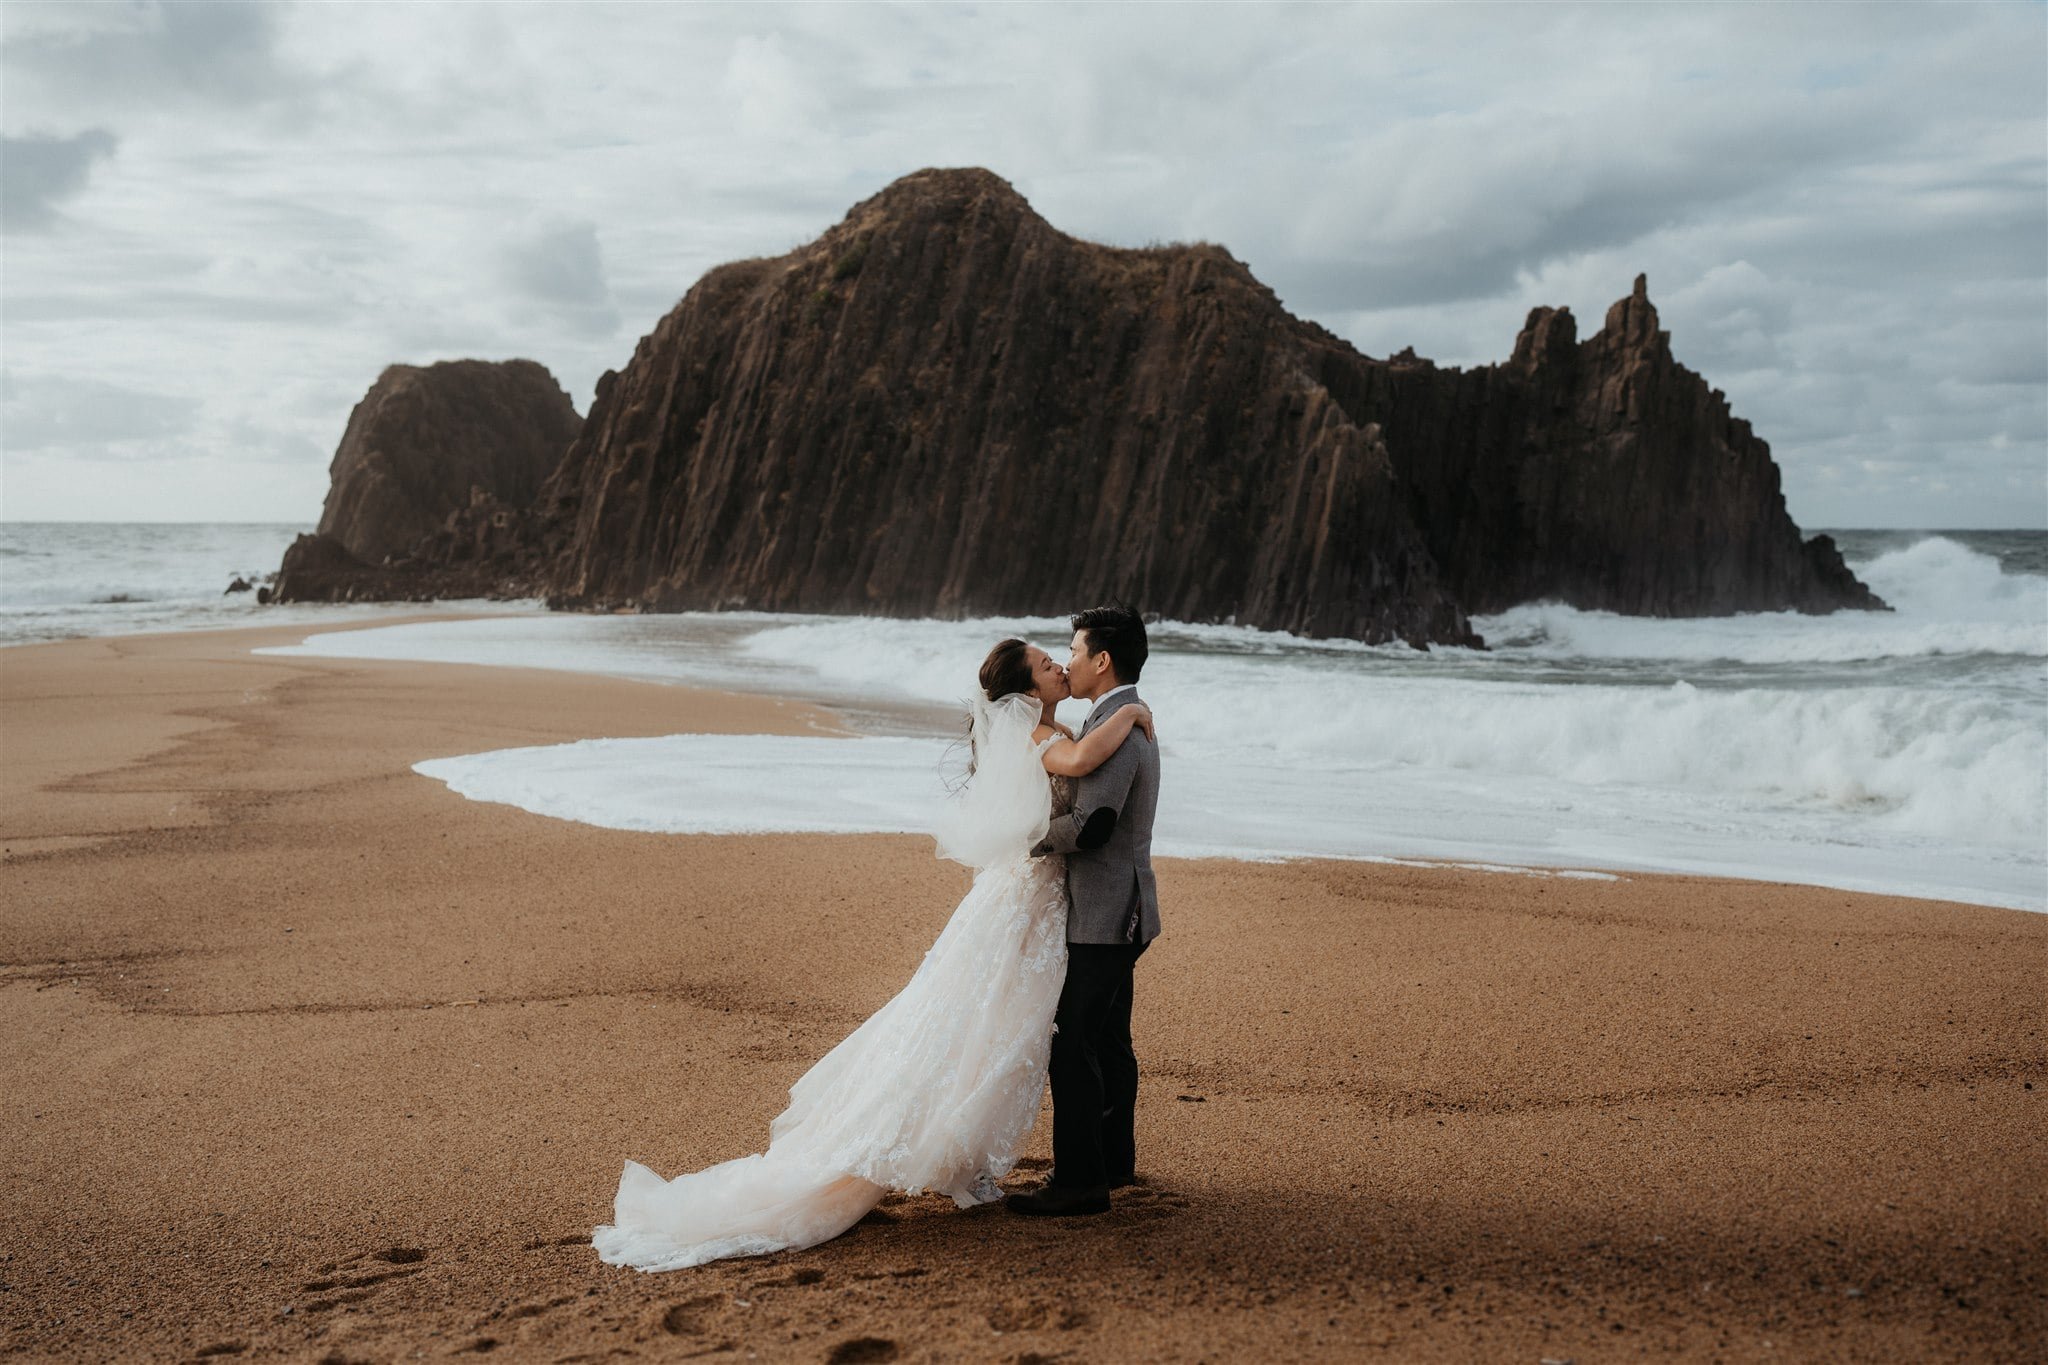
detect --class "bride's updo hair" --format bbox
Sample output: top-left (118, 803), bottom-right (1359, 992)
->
top-left (978, 638), bottom-right (1033, 702)
top-left (953, 638), bottom-right (1036, 790)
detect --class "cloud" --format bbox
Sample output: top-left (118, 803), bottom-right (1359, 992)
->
top-left (1663, 262), bottom-right (1793, 375)
top-left (724, 32), bottom-right (829, 143)
top-left (0, 2), bottom-right (2040, 526)
top-left (0, 371), bottom-right (199, 451)
top-left (498, 218), bottom-right (621, 339)
top-left (0, 128), bottom-right (116, 231)
top-left (2, 1), bottom-right (295, 112)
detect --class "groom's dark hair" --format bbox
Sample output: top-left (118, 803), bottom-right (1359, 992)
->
top-left (1072, 603), bottom-right (1147, 684)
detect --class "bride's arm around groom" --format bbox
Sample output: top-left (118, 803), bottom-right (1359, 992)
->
top-left (1038, 715), bottom-right (1146, 856)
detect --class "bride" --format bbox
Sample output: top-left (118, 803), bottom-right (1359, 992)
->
top-left (591, 638), bottom-right (1155, 1271)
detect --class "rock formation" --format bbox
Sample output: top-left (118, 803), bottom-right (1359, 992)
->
top-left (271, 168), bottom-right (1882, 641)
top-left (269, 358), bottom-right (580, 603)
top-left (1320, 276), bottom-right (1883, 617)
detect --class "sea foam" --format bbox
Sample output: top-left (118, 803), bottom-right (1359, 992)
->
top-left (265, 534), bottom-right (2048, 912)
top-left (413, 725), bottom-right (2043, 910)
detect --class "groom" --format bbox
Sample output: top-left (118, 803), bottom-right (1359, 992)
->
top-left (1008, 604), bottom-right (1160, 1218)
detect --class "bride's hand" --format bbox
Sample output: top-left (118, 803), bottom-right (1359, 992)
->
top-left (1130, 704), bottom-right (1156, 742)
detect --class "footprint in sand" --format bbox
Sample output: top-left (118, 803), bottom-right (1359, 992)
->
top-left (986, 1300), bottom-right (1047, 1332)
top-left (658, 1294), bottom-right (740, 1359)
top-left (485, 1293), bottom-right (577, 1328)
top-left (1114, 1186), bottom-right (1191, 1221)
top-left (296, 1247), bottom-right (428, 1313)
top-left (660, 1294), bottom-right (725, 1336)
top-left (826, 1340), bottom-right (900, 1364)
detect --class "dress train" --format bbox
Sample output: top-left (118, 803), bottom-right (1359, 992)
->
top-left (592, 824), bottom-right (1069, 1270)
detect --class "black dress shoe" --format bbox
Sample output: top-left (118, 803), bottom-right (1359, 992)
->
top-left (1043, 1167), bottom-right (1137, 1191)
top-left (1004, 1184), bottom-right (1111, 1217)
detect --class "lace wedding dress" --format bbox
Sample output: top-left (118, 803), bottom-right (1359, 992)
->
top-left (592, 692), bottom-right (1072, 1271)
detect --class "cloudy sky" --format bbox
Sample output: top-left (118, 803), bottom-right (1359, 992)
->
top-left (3, 1), bottom-right (2042, 528)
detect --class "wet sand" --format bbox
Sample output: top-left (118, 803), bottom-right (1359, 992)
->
top-left (1, 619), bottom-right (2042, 1362)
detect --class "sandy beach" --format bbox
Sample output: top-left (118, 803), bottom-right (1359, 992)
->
top-left (1, 619), bottom-right (2041, 1363)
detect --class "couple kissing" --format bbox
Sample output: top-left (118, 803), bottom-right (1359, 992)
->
top-left (593, 605), bottom-right (1160, 1270)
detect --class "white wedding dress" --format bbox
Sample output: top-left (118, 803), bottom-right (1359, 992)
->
top-left (591, 692), bottom-right (1071, 1271)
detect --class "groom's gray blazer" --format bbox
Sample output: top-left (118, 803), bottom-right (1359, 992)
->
top-left (1039, 689), bottom-right (1160, 945)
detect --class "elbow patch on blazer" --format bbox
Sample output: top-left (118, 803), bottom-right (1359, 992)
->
top-left (1075, 807), bottom-right (1118, 851)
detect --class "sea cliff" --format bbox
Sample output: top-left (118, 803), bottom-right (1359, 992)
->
top-left (270, 168), bottom-right (1883, 642)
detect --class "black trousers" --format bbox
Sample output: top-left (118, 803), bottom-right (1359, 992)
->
top-left (1048, 940), bottom-right (1147, 1191)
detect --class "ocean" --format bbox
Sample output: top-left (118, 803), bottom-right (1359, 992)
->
top-left (0, 522), bottom-right (519, 644)
top-left (5, 522), bottom-right (2044, 911)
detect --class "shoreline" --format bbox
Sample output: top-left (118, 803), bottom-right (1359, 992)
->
top-left (22, 612), bottom-right (2031, 915)
top-left (1, 620), bottom-right (2041, 1361)
top-left (266, 612), bottom-right (2047, 911)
